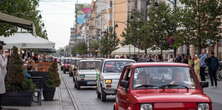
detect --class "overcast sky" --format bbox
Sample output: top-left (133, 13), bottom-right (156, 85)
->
top-left (38, 0), bottom-right (92, 49)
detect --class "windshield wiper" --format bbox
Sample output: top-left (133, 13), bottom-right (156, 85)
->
top-left (159, 84), bottom-right (189, 89)
top-left (135, 84), bottom-right (159, 89)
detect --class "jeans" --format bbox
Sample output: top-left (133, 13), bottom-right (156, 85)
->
top-left (209, 70), bottom-right (218, 87)
top-left (200, 67), bottom-right (206, 81)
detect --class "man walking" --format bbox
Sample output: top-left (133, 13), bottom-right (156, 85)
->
top-left (199, 49), bottom-right (207, 81)
top-left (206, 52), bottom-right (220, 88)
top-left (0, 41), bottom-right (7, 110)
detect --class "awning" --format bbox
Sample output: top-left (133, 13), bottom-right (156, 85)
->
top-left (0, 33), bottom-right (55, 49)
top-left (0, 12), bottom-right (33, 31)
top-left (111, 45), bottom-right (145, 55)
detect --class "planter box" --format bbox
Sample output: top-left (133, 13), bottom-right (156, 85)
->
top-left (43, 87), bottom-right (55, 101)
top-left (2, 91), bottom-right (33, 106)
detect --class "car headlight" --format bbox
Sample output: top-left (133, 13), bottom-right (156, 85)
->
top-left (140, 104), bottom-right (153, 110)
top-left (198, 103), bottom-right (209, 110)
top-left (105, 79), bottom-right (112, 84)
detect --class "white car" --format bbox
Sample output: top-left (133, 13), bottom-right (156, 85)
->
top-left (96, 59), bottom-right (135, 101)
top-left (74, 59), bottom-right (102, 89)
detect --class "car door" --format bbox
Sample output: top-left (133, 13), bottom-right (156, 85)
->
top-left (117, 66), bottom-right (132, 110)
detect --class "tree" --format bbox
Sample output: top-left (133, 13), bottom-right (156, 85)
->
top-left (100, 27), bottom-right (119, 57)
top-left (5, 47), bottom-right (35, 92)
top-left (145, 2), bottom-right (178, 54)
top-left (122, 11), bottom-right (152, 54)
top-left (89, 40), bottom-right (100, 56)
top-left (72, 42), bottom-right (88, 56)
top-left (0, 0), bottom-right (47, 38)
top-left (180, 0), bottom-right (222, 54)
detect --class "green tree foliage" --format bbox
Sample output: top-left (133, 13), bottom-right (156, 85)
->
top-left (5, 47), bottom-right (35, 92)
top-left (180, 0), bottom-right (222, 53)
top-left (0, 0), bottom-right (47, 38)
top-left (100, 27), bottom-right (119, 56)
top-left (72, 42), bottom-right (88, 56)
top-left (46, 62), bottom-right (61, 88)
top-left (89, 40), bottom-right (100, 56)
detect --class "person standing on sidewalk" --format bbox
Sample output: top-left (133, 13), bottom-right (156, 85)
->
top-left (194, 55), bottom-right (201, 81)
top-left (206, 52), bottom-right (220, 88)
top-left (0, 41), bottom-right (7, 110)
top-left (199, 49), bottom-right (208, 81)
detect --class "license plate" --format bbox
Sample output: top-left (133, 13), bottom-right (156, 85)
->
top-left (87, 81), bottom-right (96, 85)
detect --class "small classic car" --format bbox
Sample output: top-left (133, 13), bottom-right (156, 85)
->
top-left (96, 59), bottom-right (135, 101)
top-left (114, 63), bottom-right (211, 110)
top-left (73, 59), bottom-right (102, 89)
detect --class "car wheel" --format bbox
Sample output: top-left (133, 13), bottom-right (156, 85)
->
top-left (96, 89), bottom-right (101, 99)
top-left (75, 81), bottom-right (80, 90)
top-left (100, 88), bottom-right (106, 102)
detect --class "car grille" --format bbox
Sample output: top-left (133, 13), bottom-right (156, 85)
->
top-left (154, 102), bottom-right (196, 110)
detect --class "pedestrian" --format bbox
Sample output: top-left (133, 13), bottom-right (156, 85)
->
top-left (0, 41), bottom-right (7, 110)
top-left (182, 55), bottom-right (188, 64)
top-left (168, 55), bottom-right (174, 62)
top-left (188, 55), bottom-right (194, 68)
top-left (175, 54), bottom-right (182, 63)
top-left (194, 55), bottom-right (201, 81)
top-left (199, 49), bottom-right (208, 81)
top-left (206, 52), bottom-right (220, 88)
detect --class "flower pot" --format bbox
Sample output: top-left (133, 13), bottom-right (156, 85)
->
top-left (1, 91), bottom-right (33, 106)
top-left (43, 87), bottom-right (56, 101)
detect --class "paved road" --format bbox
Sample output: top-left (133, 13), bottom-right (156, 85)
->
top-left (62, 73), bottom-right (114, 110)
top-left (204, 81), bottom-right (222, 110)
top-left (62, 72), bottom-right (222, 110)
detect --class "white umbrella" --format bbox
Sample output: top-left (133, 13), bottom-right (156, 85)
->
top-left (112, 45), bottom-right (145, 55)
top-left (0, 33), bottom-right (55, 49)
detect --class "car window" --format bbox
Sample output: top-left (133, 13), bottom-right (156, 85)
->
top-left (79, 61), bottom-right (101, 70)
top-left (133, 66), bottom-right (196, 89)
top-left (103, 61), bottom-right (134, 73)
top-left (123, 67), bottom-right (131, 81)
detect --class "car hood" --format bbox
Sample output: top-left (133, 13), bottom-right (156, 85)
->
top-left (102, 73), bottom-right (121, 80)
top-left (131, 89), bottom-right (211, 103)
top-left (78, 70), bottom-right (99, 74)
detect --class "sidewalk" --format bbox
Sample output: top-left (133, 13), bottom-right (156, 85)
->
top-left (2, 76), bottom-right (74, 110)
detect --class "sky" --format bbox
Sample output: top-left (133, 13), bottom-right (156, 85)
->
top-left (38, 0), bottom-right (92, 49)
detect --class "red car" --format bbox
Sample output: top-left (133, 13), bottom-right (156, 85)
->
top-left (114, 63), bottom-right (211, 110)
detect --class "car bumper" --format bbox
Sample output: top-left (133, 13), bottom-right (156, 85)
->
top-left (103, 88), bottom-right (117, 95)
top-left (77, 80), bottom-right (97, 86)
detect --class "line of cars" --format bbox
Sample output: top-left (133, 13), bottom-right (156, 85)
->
top-left (59, 57), bottom-right (212, 110)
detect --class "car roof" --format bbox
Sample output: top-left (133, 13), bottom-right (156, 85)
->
top-left (79, 59), bottom-right (102, 62)
top-left (129, 62), bottom-right (189, 67)
top-left (103, 59), bottom-right (135, 61)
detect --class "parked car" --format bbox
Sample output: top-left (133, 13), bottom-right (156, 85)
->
top-left (68, 58), bottom-right (81, 77)
top-left (114, 63), bottom-right (211, 110)
top-left (96, 59), bottom-right (135, 101)
top-left (73, 59), bottom-right (102, 89)
top-left (61, 57), bottom-right (73, 74)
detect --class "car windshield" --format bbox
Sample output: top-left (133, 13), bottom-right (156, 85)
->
top-left (133, 66), bottom-right (196, 89)
top-left (79, 61), bottom-right (101, 70)
top-left (103, 61), bottom-right (134, 73)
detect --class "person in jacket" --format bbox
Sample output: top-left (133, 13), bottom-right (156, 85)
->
top-left (199, 49), bottom-right (208, 81)
top-left (0, 41), bottom-right (7, 110)
top-left (206, 52), bottom-right (220, 87)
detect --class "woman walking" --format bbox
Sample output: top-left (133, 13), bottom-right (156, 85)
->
top-left (194, 55), bottom-right (201, 81)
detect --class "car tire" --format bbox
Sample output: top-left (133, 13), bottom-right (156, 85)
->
top-left (96, 89), bottom-right (101, 99)
top-left (75, 81), bottom-right (80, 90)
top-left (100, 88), bottom-right (106, 102)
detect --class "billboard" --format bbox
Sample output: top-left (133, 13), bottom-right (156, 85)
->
top-left (76, 4), bottom-right (91, 25)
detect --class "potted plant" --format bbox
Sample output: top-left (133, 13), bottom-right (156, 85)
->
top-left (43, 61), bottom-right (61, 101)
top-left (3, 47), bottom-right (35, 106)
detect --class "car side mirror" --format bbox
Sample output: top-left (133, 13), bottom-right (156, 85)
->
top-left (120, 80), bottom-right (129, 89)
top-left (200, 81), bottom-right (209, 88)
